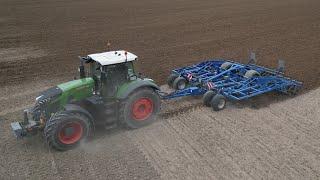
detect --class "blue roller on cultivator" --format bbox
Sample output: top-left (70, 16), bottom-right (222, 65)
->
top-left (161, 55), bottom-right (302, 111)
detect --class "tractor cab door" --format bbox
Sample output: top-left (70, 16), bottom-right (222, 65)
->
top-left (100, 63), bottom-right (129, 98)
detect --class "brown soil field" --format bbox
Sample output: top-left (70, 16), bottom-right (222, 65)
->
top-left (1, 0), bottom-right (320, 90)
top-left (1, 0), bottom-right (320, 179)
top-left (1, 87), bottom-right (319, 179)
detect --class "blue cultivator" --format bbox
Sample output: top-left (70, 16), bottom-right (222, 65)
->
top-left (161, 55), bottom-right (302, 111)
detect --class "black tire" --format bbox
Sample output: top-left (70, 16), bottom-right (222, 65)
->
top-left (287, 85), bottom-right (299, 96)
top-left (244, 70), bottom-right (260, 78)
top-left (167, 74), bottom-right (179, 88)
top-left (220, 62), bottom-right (232, 70)
top-left (120, 88), bottom-right (161, 129)
top-left (44, 111), bottom-right (93, 151)
top-left (210, 94), bottom-right (227, 111)
top-left (203, 90), bottom-right (217, 107)
top-left (172, 77), bottom-right (187, 90)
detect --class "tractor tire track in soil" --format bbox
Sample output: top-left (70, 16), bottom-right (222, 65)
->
top-left (0, 88), bottom-right (319, 179)
top-left (0, 112), bottom-right (160, 180)
top-left (127, 88), bottom-right (320, 179)
top-left (1, 0), bottom-right (320, 179)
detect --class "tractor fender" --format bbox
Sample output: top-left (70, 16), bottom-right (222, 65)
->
top-left (63, 104), bottom-right (95, 126)
top-left (117, 79), bottom-right (160, 99)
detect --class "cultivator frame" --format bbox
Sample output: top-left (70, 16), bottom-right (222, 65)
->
top-left (162, 58), bottom-right (302, 108)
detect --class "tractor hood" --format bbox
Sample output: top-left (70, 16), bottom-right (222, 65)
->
top-left (56, 77), bottom-right (95, 105)
top-left (57, 77), bottom-right (94, 93)
top-left (36, 86), bottom-right (63, 104)
top-left (36, 77), bottom-right (94, 106)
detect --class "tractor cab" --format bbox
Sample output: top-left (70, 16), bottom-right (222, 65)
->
top-left (81, 50), bottom-right (138, 97)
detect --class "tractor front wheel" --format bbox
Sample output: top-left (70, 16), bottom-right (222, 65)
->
top-left (44, 111), bottom-right (93, 151)
top-left (120, 88), bottom-right (160, 129)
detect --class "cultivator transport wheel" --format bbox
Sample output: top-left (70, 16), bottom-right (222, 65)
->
top-left (220, 62), bottom-right (232, 70)
top-left (172, 77), bottom-right (187, 90)
top-left (167, 74), bottom-right (179, 88)
top-left (44, 111), bottom-right (93, 151)
top-left (203, 90), bottom-right (217, 107)
top-left (287, 85), bottom-right (299, 95)
top-left (120, 88), bottom-right (160, 129)
top-left (210, 94), bottom-right (227, 111)
top-left (244, 70), bottom-right (260, 78)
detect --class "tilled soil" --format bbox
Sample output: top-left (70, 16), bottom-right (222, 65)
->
top-left (1, 0), bottom-right (320, 179)
top-left (1, 0), bottom-right (320, 89)
top-left (130, 87), bottom-right (320, 179)
top-left (0, 112), bottom-right (160, 180)
top-left (0, 87), bottom-right (319, 179)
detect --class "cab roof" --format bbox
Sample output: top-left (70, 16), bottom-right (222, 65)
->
top-left (88, 50), bottom-right (137, 66)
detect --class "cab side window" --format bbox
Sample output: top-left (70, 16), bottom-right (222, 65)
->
top-left (101, 63), bottom-right (129, 97)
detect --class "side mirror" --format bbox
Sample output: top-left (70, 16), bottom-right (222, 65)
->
top-left (138, 72), bottom-right (145, 78)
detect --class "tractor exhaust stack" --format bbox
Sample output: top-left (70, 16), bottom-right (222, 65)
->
top-left (79, 57), bottom-right (86, 79)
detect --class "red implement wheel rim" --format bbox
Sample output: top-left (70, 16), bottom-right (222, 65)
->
top-left (132, 98), bottom-right (154, 121)
top-left (58, 122), bottom-right (83, 145)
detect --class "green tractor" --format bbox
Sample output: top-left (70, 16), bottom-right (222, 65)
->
top-left (11, 50), bottom-right (161, 151)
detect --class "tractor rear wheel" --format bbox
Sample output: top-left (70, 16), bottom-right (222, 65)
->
top-left (120, 88), bottom-right (160, 129)
top-left (210, 94), bottom-right (227, 111)
top-left (167, 74), bottom-right (178, 88)
top-left (44, 111), bottom-right (93, 151)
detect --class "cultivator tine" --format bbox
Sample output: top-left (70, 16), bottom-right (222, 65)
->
top-left (248, 52), bottom-right (256, 64)
top-left (277, 59), bottom-right (285, 73)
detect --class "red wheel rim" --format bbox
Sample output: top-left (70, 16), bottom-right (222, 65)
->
top-left (132, 98), bottom-right (154, 121)
top-left (58, 122), bottom-right (83, 145)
